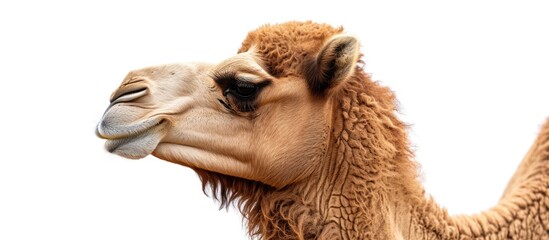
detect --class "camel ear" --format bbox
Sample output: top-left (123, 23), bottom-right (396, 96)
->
top-left (305, 34), bottom-right (360, 93)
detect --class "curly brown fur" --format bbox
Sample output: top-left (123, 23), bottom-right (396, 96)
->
top-left (193, 66), bottom-right (424, 239)
top-left (97, 21), bottom-right (549, 239)
top-left (238, 21), bottom-right (343, 78)
top-left (194, 22), bottom-right (549, 239)
top-left (193, 169), bottom-right (324, 239)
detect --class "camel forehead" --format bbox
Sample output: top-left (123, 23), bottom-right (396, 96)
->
top-left (238, 21), bottom-right (344, 77)
top-left (122, 63), bottom-right (211, 83)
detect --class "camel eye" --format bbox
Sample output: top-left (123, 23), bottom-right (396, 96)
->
top-left (219, 79), bottom-right (272, 113)
top-left (230, 81), bottom-right (258, 99)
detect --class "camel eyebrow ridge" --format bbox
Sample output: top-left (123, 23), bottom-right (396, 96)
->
top-left (211, 71), bottom-right (237, 85)
top-left (212, 71), bottom-right (271, 88)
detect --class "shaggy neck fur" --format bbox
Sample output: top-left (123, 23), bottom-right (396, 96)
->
top-left (195, 68), bottom-right (549, 240)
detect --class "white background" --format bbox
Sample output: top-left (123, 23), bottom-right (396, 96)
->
top-left (1, 1), bottom-right (548, 239)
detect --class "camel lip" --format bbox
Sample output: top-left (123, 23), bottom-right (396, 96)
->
top-left (104, 121), bottom-right (167, 159)
top-left (96, 118), bottom-right (166, 140)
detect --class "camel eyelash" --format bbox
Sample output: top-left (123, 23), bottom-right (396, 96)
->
top-left (217, 95), bottom-right (257, 113)
top-left (211, 71), bottom-right (237, 86)
top-left (234, 99), bottom-right (257, 112)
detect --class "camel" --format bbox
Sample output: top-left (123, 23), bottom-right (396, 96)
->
top-left (96, 21), bottom-right (549, 239)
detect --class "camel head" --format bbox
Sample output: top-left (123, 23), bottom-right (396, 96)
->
top-left (96, 22), bottom-right (360, 188)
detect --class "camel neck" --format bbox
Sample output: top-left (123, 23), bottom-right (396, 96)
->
top-left (297, 139), bottom-right (411, 239)
top-left (282, 74), bottom-right (426, 239)
top-left (249, 73), bottom-right (421, 239)
top-left (250, 73), bottom-right (549, 239)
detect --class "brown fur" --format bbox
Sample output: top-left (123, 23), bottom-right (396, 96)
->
top-left (194, 67), bottom-right (421, 238)
top-left (238, 21), bottom-right (343, 78)
top-left (193, 22), bottom-right (549, 239)
top-left (97, 21), bottom-right (549, 239)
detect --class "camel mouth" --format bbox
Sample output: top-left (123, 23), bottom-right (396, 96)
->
top-left (96, 117), bottom-right (164, 140)
top-left (103, 120), bottom-right (167, 159)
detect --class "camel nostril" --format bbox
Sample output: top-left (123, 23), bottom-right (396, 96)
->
top-left (110, 87), bottom-right (148, 105)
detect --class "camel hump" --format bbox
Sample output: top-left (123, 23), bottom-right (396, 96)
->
top-left (500, 117), bottom-right (549, 200)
